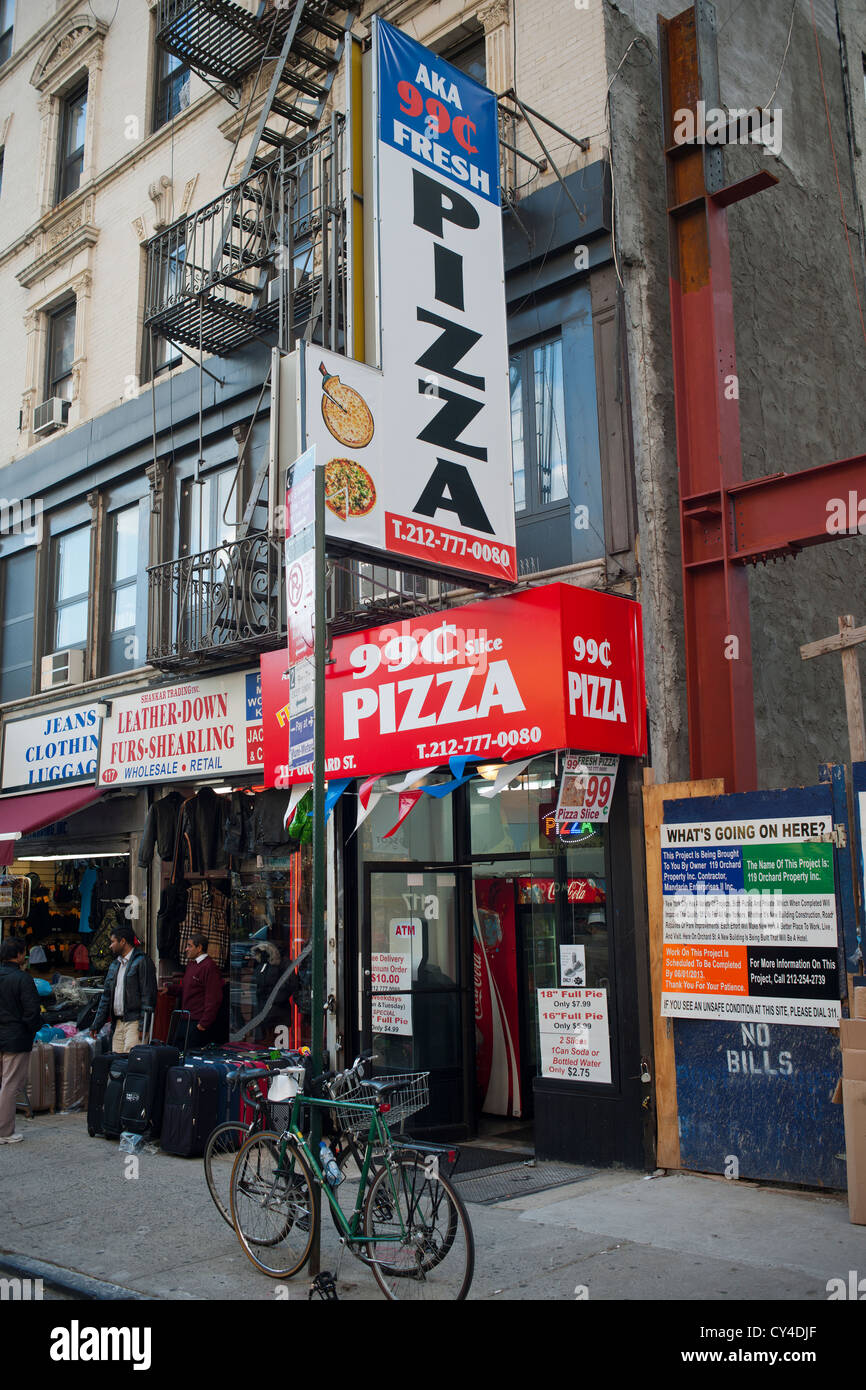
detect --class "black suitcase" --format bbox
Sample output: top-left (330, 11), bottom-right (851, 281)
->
top-left (102, 1056), bottom-right (129, 1139)
top-left (88, 1053), bottom-right (124, 1138)
top-left (160, 1063), bottom-right (221, 1157)
top-left (120, 1043), bottom-right (180, 1137)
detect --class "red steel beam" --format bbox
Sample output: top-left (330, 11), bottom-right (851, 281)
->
top-left (728, 454), bottom-right (866, 562)
top-left (659, 5), bottom-right (774, 792)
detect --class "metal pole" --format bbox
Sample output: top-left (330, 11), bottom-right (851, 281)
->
top-left (308, 457), bottom-right (327, 1278)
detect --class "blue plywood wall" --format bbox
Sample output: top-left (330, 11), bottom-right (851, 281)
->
top-left (673, 1019), bottom-right (845, 1187)
top-left (664, 782), bottom-right (846, 1188)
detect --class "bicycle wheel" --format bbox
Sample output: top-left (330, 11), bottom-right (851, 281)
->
top-left (204, 1122), bottom-right (253, 1228)
top-left (362, 1155), bottom-right (474, 1300)
top-left (229, 1131), bottom-right (316, 1279)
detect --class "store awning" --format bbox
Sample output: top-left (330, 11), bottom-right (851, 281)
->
top-left (0, 786), bottom-right (104, 867)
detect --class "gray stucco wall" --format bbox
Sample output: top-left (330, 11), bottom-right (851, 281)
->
top-left (605, 0), bottom-right (866, 788)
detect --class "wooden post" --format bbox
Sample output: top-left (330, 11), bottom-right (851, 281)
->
top-left (642, 772), bottom-right (725, 1170)
top-left (800, 616), bottom-right (866, 765)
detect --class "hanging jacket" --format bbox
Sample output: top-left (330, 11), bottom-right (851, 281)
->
top-left (225, 790), bottom-right (255, 860)
top-left (138, 791), bottom-right (186, 867)
top-left (181, 789), bottom-right (228, 875)
top-left (252, 789), bottom-right (292, 851)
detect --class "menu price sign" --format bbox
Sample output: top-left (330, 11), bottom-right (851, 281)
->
top-left (371, 952), bottom-right (412, 1036)
top-left (538, 988), bottom-right (611, 1084)
top-left (555, 754), bottom-right (619, 826)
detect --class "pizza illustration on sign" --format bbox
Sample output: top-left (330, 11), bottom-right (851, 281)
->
top-left (324, 459), bottom-right (377, 519)
top-left (319, 361), bottom-right (375, 448)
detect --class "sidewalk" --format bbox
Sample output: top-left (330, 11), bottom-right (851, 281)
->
top-left (1, 1111), bottom-right (864, 1301)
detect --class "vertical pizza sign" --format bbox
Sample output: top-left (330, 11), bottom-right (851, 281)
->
top-left (307, 21), bottom-right (516, 584)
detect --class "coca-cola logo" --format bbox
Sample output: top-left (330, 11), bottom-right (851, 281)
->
top-left (102, 768), bottom-right (118, 783)
top-left (473, 946), bottom-right (483, 1020)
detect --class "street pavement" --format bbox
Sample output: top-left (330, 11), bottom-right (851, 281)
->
top-left (1, 1110), bottom-right (864, 1302)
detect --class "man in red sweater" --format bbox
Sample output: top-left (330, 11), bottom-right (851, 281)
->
top-left (160, 933), bottom-right (224, 1047)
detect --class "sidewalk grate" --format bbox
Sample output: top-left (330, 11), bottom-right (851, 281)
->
top-left (452, 1159), bottom-right (596, 1205)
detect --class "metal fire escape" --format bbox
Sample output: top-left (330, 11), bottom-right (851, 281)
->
top-left (146, 1), bottom-right (359, 671)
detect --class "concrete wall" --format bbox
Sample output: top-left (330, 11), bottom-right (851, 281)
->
top-left (606, 0), bottom-right (866, 788)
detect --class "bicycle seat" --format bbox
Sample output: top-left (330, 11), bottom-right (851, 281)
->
top-left (359, 1078), bottom-right (406, 1100)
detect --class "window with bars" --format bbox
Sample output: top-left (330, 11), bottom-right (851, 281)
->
top-left (57, 83), bottom-right (87, 204)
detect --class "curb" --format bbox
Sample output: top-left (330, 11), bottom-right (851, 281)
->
top-left (0, 1250), bottom-right (156, 1301)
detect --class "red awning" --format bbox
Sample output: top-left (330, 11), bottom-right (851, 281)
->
top-left (0, 786), bottom-right (104, 866)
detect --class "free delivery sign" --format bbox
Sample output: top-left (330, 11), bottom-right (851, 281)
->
top-left (369, 19), bottom-right (516, 583)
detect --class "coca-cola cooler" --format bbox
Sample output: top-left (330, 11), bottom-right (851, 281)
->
top-left (473, 874), bottom-right (607, 1121)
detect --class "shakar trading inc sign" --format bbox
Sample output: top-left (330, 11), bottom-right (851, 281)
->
top-left (302, 20), bottom-right (515, 585)
top-left (97, 670), bottom-right (263, 786)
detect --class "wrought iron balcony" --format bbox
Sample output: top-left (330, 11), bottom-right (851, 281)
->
top-left (148, 531), bottom-right (284, 670)
top-left (144, 121), bottom-right (346, 356)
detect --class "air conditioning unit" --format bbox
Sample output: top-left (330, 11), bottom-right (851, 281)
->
top-left (33, 397), bottom-right (70, 436)
top-left (40, 649), bottom-right (85, 692)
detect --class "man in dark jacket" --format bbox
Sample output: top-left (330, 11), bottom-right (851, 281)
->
top-left (0, 937), bottom-right (41, 1143)
top-left (91, 925), bottom-right (157, 1053)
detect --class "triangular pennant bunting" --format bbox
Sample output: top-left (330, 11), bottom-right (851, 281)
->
top-left (383, 789), bottom-right (424, 839)
top-left (475, 757), bottom-right (535, 799)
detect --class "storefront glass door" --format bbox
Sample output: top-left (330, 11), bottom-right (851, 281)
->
top-left (362, 866), bottom-right (467, 1134)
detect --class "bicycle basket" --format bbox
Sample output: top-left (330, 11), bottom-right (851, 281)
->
top-left (327, 1071), bottom-right (430, 1136)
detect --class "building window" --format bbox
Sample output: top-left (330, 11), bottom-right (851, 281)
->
top-left (146, 240), bottom-right (185, 378)
top-left (45, 301), bottom-right (77, 402)
top-left (441, 32), bottom-right (486, 85)
top-left (153, 47), bottom-right (189, 130)
top-left (106, 503), bottom-right (141, 674)
top-left (51, 525), bottom-right (90, 653)
top-left (0, 0), bottom-right (13, 67)
top-left (56, 82), bottom-right (87, 203)
top-left (181, 468), bottom-right (238, 556)
top-left (0, 549), bottom-right (35, 703)
top-left (509, 336), bottom-right (568, 513)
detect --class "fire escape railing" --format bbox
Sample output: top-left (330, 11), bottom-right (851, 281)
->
top-left (144, 120), bottom-right (346, 356)
top-left (148, 531), bottom-right (284, 669)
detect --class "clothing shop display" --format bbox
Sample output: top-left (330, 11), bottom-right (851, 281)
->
top-left (252, 789), bottom-right (293, 851)
top-left (179, 884), bottom-right (230, 969)
top-left (137, 791), bottom-right (186, 867)
top-left (180, 789), bottom-right (228, 876)
top-left (224, 790), bottom-right (255, 860)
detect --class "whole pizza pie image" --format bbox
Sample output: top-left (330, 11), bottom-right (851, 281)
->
top-left (324, 458), bottom-right (377, 519)
top-left (319, 361), bottom-right (375, 448)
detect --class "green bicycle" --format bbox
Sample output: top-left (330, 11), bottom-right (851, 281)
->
top-left (228, 1061), bottom-right (474, 1300)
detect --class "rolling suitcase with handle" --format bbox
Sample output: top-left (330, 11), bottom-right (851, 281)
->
top-left (52, 1039), bottom-right (92, 1112)
top-left (102, 1056), bottom-right (129, 1139)
top-left (160, 1062), bottom-right (220, 1157)
top-left (119, 1012), bottom-right (179, 1137)
top-left (25, 1041), bottom-right (56, 1113)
